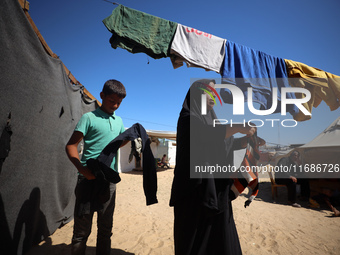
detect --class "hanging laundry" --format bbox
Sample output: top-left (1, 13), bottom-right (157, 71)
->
top-left (221, 40), bottom-right (299, 117)
top-left (103, 5), bottom-right (177, 59)
top-left (284, 59), bottom-right (340, 121)
top-left (170, 24), bottom-right (226, 73)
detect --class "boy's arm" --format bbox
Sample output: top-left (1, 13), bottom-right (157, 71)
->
top-left (65, 131), bottom-right (95, 180)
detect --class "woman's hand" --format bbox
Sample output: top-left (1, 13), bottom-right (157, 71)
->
top-left (225, 124), bottom-right (256, 138)
top-left (240, 125), bottom-right (257, 136)
top-left (258, 137), bottom-right (266, 146)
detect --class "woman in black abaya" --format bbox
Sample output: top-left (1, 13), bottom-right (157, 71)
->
top-left (170, 79), bottom-right (257, 255)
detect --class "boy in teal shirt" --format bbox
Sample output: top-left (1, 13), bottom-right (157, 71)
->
top-left (66, 79), bottom-right (127, 255)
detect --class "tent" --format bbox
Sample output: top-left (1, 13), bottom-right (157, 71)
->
top-left (299, 117), bottom-right (340, 150)
top-left (0, 1), bottom-right (98, 254)
top-left (272, 117), bottom-right (340, 179)
top-left (295, 117), bottom-right (340, 194)
top-left (146, 130), bottom-right (177, 141)
top-left (118, 129), bottom-right (177, 172)
top-left (298, 117), bottom-right (340, 175)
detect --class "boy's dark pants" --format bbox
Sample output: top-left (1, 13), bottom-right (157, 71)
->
top-left (72, 177), bottom-right (116, 255)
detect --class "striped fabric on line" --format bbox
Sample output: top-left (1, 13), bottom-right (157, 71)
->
top-left (231, 133), bottom-right (260, 206)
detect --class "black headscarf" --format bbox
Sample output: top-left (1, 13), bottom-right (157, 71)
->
top-left (179, 79), bottom-right (218, 124)
top-left (170, 79), bottom-right (235, 213)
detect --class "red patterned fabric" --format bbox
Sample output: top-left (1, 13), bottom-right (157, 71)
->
top-left (231, 133), bottom-right (260, 207)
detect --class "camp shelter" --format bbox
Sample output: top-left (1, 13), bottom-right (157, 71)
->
top-left (271, 117), bottom-right (340, 179)
top-left (272, 117), bottom-right (340, 198)
top-left (146, 130), bottom-right (177, 167)
top-left (298, 116), bottom-right (340, 168)
top-left (0, 0), bottom-right (99, 254)
top-left (154, 139), bottom-right (177, 166)
top-left (118, 130), bottom-right (176, 172)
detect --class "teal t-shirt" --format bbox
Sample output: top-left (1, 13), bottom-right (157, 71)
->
top-left (75, 107), bottom-right (125, 171)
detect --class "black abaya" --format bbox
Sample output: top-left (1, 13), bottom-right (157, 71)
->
top-left (170, 79), bottom-right (242, 255)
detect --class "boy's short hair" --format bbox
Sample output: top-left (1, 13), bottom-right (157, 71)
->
top-left (102, 79), bottom-right (126, 98)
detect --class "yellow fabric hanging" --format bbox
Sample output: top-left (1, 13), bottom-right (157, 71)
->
top-left (285, 59), bottom-right (340, 121)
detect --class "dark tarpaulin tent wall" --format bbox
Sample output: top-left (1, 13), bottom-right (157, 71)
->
top-left (0, 0), bottom-right (97, 254)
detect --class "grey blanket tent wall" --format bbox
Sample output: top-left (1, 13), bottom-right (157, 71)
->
top-left (0, 1), bottom-right (99, 254)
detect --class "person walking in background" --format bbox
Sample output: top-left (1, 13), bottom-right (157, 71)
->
top-left (161, 154), bottom-right (170, 168)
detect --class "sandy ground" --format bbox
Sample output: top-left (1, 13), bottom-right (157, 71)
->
top-left (27, 169), bottom-right (340, 255)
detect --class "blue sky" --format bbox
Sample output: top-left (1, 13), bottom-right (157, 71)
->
top-left (29, 0), bottom-right (340, 146)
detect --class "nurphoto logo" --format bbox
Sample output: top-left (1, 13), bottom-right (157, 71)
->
top-left (200, 83), bottom-right (311, 128)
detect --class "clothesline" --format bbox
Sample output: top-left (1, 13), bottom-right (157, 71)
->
top-left (102, 0), bottom-right (119, 6)
top-left (102, 4), bottom-right (340, 122)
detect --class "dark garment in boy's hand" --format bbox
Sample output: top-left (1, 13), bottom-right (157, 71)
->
top-left (87, 158), bottom-right (121, 184)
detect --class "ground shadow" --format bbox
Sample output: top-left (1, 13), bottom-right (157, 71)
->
top-left (244, 181), bottom-right (339, 216)
top-left (26, 239), bottom-right (135, 255)
top-left (0, 193), bottom-right (15, 254)
top-left (0, 187), bottom-right (51, 255)
top-left (250, 181), bottom-right (289, 204)
top-left (156, 167), bottom-right (173, 172)
top-left (122, 170), bottom-right (143, 176)
top-left (122, 168), bottom-right (173, 176)
top-left (13, 187), bottom-right (50, 255)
